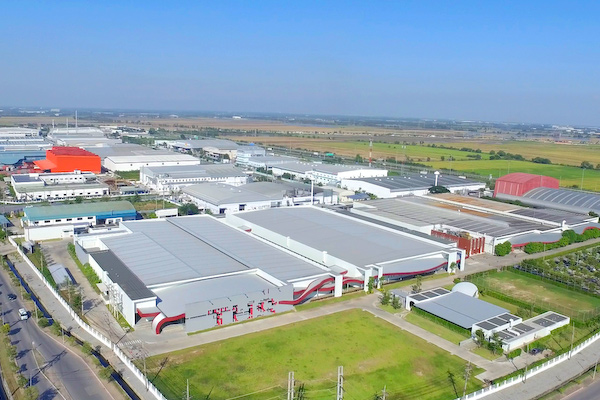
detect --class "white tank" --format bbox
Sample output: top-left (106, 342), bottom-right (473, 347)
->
top-left (452, 282), bottom-right (479, 298)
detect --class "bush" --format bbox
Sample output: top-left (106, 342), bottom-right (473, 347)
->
top-left (82, 341), bottom-right (93, 355)
top-left (16, 374), bottom-right (28, 388)
top-left (380, 290), bottom-right (390, 306)
top-left (99, 366), bottom-right (115, 382)
top-left (506, 348), bottom-right (522, 359)
top-left (37, 317), bottom-right (50, 328)
top-left (495, 241), bottom-right (512, 256)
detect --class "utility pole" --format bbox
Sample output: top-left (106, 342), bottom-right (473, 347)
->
top-left (336, 366), bottom-right (344, 400)
top-left (462, 361), bottom-right (472, 399)
top-left (186, 379), bottom-right (190, 400)
top-left (287, 371), bottom-right (295, 400)
top-left (382, 385), bottom-right (387, 400)
top-left (594, 356), bottom-right (600, 379)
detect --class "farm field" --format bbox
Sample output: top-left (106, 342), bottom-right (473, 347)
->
top-left (427, 160), bottom-right (600, 190)
top-left (230, 136), bottom-right (600, 190)
top-left (468, 270), bottom-right (600, 315)
top-left (432, 141), bottom-right (600, 167)
top-left (144, 310), bottom-right (484, 400)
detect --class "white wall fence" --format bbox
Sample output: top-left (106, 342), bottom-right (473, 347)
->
top-left (8, 236), bottom-right (167, 400)
top-left (458, 330), bottom-right (600, 400)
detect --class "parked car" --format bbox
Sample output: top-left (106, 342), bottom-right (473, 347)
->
top-left (18, 308), bottom-right (28, 320)
top-left (7, 294), bottom-right (16, 301)
top-left (530, 348), bottom-right (542, 355)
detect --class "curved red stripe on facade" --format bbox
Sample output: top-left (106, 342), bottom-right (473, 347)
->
top-left (512, 228), bottom-right (600, 248)
top-left (382, 262), bottom-right (447, 277)
top-left (282, 277), bottom-right (335, 305)
top-left (155, 313), bottom-right (185, 334)
top-left (137, 309), bottom-right (160, 318)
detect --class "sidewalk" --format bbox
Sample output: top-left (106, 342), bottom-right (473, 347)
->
top-left (5, 245), bottom-right (155, 400)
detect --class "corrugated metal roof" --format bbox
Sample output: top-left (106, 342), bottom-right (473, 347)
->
top-left (142, 164), bottom-right (246, 179)
top-left (415, 292), bottom-right (508, 329)
top-left (90, 250), bottom-right (156, 300)
top-left (17, 182), bottom-right (109, 193)
top-left (105, 154), bottom-right (200, 163)
top-left (347, 173), bottom-right (484, 191)
top-left (523, 187), bottom-right (600, 213)
top-left (23, 201), bottom-right (135, 221)
top-left (496, 172), bottom-right (545, 184)
top-left (84, 144), bottom-right (172, 159)
top-left (183, 182), bottom-right (284, 205)
top-left (236, 207), bottom-right (449, 266)
top-left (102, 216), bottom-right (328, 287)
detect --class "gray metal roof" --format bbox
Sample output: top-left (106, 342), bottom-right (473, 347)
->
top-left (171, 139), bottom-right (241, 150)
top-left (84, 144), bottom-right (172, 159)
top-left (509, 207), bottom-right (590, 225)
top-left (347, 173), bottom-right (484, 191)
top-left (236, 207), bottom-right (449, 266)
top-left (153, 273), bottom-right (277, 317)
top-left (142, 164), bottom-right (247, 179)
top-left (382, 255), bottom-right (447, 275)
top-left (522, 187), bottom-right (600, 214)
top-left (415, 292), bottom-right (509, 329)
top-left (102, 216), bottom-right (327, 286)
top-left (90, 250), bottom-right (156, 300)
top-left (48, 264), bottom-right (72, 286)
top-left (355, 197), bottom-right (555, 238)
top-left (182, 182), bottom-right (285, 205)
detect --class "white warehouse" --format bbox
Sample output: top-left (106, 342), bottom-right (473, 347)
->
top-left (140, 164), bottom-right (248, 194)
top-left (103, 154), bottom-right (201, 172)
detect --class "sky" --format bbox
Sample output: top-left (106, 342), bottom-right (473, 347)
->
top-left (1, 1), bottom-right (599, 126)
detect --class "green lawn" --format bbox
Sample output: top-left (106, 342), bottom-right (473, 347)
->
top-left (427, 160), bottom-right (600, 191)
top-left (469, 270), bottom-right (600, 314)
top-left (383, 273), bottom-right (449, 290)
top-left (476, 293), bottom-right (523, 316)
top-left (145, 310), bottom-right (484, 400)
top-left (115, 170), bottom-right (140, 180)
top-left (295, 290), bottom-right (366, 311)
top-left (470, 346), bottom-right (503, 361)
top-left (404, 312), bottom-right (469, 345)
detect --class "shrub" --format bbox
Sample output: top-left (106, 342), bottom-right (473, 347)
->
top-left (506, 348), bottom-right (522, 359)
top-left (380, 290), bottom-right (390, 306)
top-left (495, 241), bottom-right (512, 256)
top-left (99, 366), bottom-right (115, 382)
top-left (82, 341), bottom-right (94, 355)
top-left (37, 318), bottom-right (50, 328)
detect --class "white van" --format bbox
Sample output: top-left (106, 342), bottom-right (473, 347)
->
top-left (19, 308), bottom-right (28, 321)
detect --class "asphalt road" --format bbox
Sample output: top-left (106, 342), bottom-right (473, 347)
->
top-left (565, 377), bottom-right (600, 400)
top-left (0, 266), bottom-right (113, 400)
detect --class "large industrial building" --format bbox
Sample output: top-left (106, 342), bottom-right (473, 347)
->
top-left (22, 201), bottom-right (136, 241)
top-left (103, 154), bottom-right (201, 172)
top-left (33, 147), bottom-right (102, 173)
top-left (72, 206), bottom-right (463, 334)
top-left (352, 194), bottom-right (599, 254)
top-left (341, 173), bottom-right (486, 198)
top-left (182, 181), bottom-right (330, 214)
top-left (48, 127), bottom-right (121, 146)
top-left (168, 139), bottom-right (265, 162)
top-left (140, 164), bottom-right (248, 194)
top-left (10, 171), bottom-right (109, 201)
top-left (271, 162), bottom-right (388, 185)
top-left (494, 173), bottom-right (559, 198)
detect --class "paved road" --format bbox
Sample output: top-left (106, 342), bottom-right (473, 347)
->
top-left (0, 259), bottom-right (114, 400)
top-left (565, 376), bottom-right (600, 400)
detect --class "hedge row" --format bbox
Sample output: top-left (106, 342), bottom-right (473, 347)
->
top-left (67, 243), bottom-right (101, 294)
top-left (411, 306), bottom-right (471, 338)
top-left (523, 228), bottom-right (600, 254)
top-left (506, 348), bottom-right (522, 359)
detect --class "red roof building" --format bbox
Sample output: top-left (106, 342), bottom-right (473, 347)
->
top-left (494, 172), bottom-right (559, 197)
top-left (33, 147), bottom-right (101, 173)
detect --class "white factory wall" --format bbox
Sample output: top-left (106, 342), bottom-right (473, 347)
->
top-left (25, 224), bottom-right (76, 241)
top-left (14, 186), bottom-right (109, 201)
top-left (104, 158), bottom-right (201, 172)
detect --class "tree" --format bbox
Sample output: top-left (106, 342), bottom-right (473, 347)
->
top-left (2, 323), bottom-right (10, 334)
top-left (380, 290), bottom-right (391, 305)
top-left (581, 161), bottom-right (594, 169)
top-left (494, 241), bottom-right (512, 256)
top-left (429, 185), bottom-right (450, 194)
top-left (99, 366), bottom-right (115, 381)
top-left (355, 154), bottom-right (363, 163)
top-left (74, 196), bottom-right (83, 203)
top-left (23, 386), bottom-right (39, 400)
top-left (411, 275), bottom-right (422, 293)
top-left (367, 276), bottom-right (375, 293)
top-left (178, 203), bottom-right (200, 216)
top-left (474, 329), bottom-right (486, 347)
top-left (16, 374), bottom-right (28, 388)
top-left (37, 318), bottom-right (50, 328)
top-left (391, 294), bottom-right (401, 309)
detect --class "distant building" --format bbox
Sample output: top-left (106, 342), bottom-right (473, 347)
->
top-left (49, 127), bottom-right (121, 146)
top-left (22, 201), bottom-right (136, 241)
top-left (271, 162), bottom-right (388, 185)
top-left (33, 147), bottom-right (102, 173)
top-left (494, 173), bottom-right (559, 198)
top-left (11, 171), bottom-right (109, 201)
top-left (140, 164), bottom-right (248, 194)
top-left (103, 154), bottom-right (201, 172)
top-left (342, 173), bottom-right (485, 198)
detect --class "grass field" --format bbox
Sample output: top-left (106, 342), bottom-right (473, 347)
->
top-left (231, 136), bottom-right (600, 190)
top-left (404, 312), bottom-right (469, 345)
top-left (469, 270), bottom-right (600, 314)
top-left (145, 310), bottom-right (484, 400)
top-left (432, 141), bottom-right (600, 167)
top-left (427, 160), bottom-right (600, 190)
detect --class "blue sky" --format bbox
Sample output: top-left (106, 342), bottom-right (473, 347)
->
top-left (1, 1), bottom-right (599, 125)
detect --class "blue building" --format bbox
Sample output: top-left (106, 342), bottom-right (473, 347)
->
top-left (23, 201), bottom-right (137, 241)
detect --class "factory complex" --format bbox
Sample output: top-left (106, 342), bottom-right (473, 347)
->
top-left (71, 206), bottom-right (462, 333)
